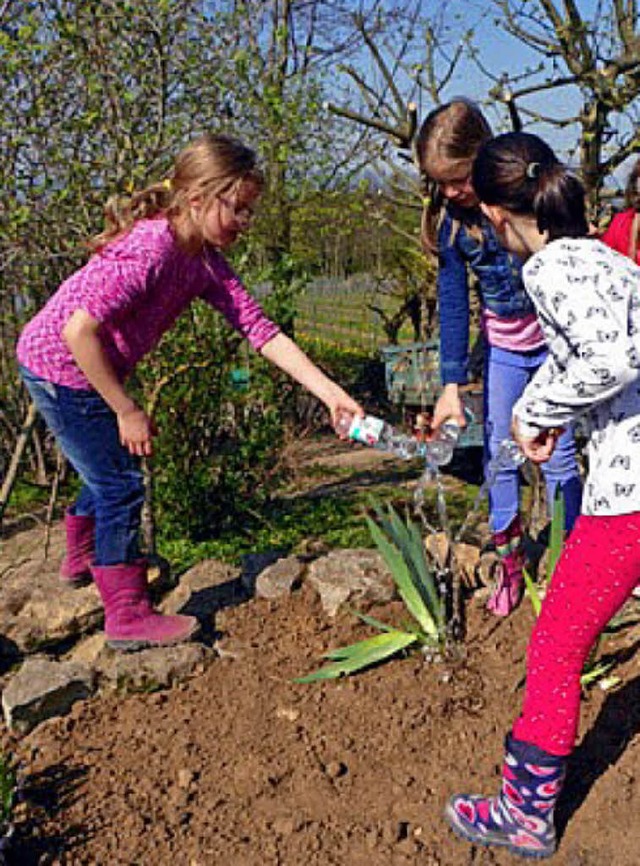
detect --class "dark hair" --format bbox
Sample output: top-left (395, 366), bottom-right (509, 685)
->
top-left (624, 157), bottom-right (640, 211)
top-left (415, 99), bottom-right (492, 253)
top-left (472, 132), bottom-right (588, 241)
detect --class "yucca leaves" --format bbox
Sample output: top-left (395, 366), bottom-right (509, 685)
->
top-left (368, 501), bottom-right (443, 635)
top-left (294, 631), bottom-right (417, 683)
top-left (365, 515), bottom-right (438, 638)
top-left (526, 486), bottom-right (565, 613)
top-left (406, 516), bottom-right (445, 630)
top-left (547, 487), bottom-right (565, 581)
top-left (351, 610), bottom-right (395, 632)
top-left (523, 567), bottom-right (542, 616)
top-left (296, 502), bottom-right (446, 684)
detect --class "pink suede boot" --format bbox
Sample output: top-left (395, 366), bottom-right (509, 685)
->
top-left (487, 516), bottom-right (525, 617)
top-left (59, 511), bottom-right (95, 585)
top-left (91, 561), bottom-right (199, 652)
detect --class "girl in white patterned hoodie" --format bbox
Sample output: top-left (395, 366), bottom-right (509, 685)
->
top-left (444, 131), bottom-right (640, 860)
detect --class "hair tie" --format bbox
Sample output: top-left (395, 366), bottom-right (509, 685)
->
top-left (526, 162), bottom-right (540, 180)
top-left (162, 178), bottom-right (173, 191)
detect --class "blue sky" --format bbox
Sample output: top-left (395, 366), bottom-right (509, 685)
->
top-left (348, 0), bottom-right (636, 188)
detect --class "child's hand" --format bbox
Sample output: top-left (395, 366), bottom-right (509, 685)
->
top-left (117, 405), bottom-right (157, 457)
top-left (325, 389), bottom-right (364, 432)
top-left (511, 419), bottom-right (561, 463)
top-left (432, 384), bottom-right (467, 431)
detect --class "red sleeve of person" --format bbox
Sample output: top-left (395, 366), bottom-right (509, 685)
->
top-left (601, 157), bottom-right (640, 265)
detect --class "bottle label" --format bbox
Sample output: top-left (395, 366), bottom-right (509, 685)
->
top-left (348, 414), bottom-right (385, 446)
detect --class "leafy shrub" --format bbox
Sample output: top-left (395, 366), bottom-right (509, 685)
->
top-left (138, 302), bottom-right (290, 542)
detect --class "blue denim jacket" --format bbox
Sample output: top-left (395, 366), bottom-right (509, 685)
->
top-left (438, 207), bottom-right (535, 384)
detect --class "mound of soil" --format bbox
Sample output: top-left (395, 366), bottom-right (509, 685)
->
top-left (3, 438), bottom-right (639, 865)
top-left (4, 588), bottom-right (639, 865)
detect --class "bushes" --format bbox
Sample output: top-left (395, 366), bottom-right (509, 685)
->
top-left (139, 303), bottom-right (290, 543)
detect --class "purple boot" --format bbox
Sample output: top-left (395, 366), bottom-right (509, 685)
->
top-left (59, 511), bottom-right (95, 585)
top-left (445, 734), bottom-right (566, 859)
top-left (91, 561), bottom-right (199, 652)
top-left (487, 515), bottom-right (525, 617)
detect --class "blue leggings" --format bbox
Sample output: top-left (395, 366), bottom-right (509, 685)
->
top-left (484, 344), bottom-right (582, 534)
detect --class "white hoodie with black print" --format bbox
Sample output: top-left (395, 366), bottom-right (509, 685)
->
top-left (513, 238), bottom-right (640, 516)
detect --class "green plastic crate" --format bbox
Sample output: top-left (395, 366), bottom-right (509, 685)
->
top-left (380, 342), bottom-right (484, 450)
top-left (379, 341), bottom-right (440, 406)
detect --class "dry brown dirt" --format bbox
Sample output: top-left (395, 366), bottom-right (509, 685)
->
top-left (3, 439), bottom-right (640, 866)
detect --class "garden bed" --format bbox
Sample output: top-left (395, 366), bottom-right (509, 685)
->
top-left (2, 436), bottom-right (639, 865)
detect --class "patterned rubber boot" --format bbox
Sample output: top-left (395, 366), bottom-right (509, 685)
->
top-left (487, 515), bottom-right (525, 617)
top-left (444, 734), bottom-right (566, 859)
top-left (91, 561), bottom-right (199, 652)
top-left (59, 511), bottom-right (95, 586)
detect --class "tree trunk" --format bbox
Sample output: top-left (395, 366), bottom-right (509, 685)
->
top-left (0, 402), bottom-right (37, 528)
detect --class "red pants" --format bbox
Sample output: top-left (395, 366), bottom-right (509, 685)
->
top-left (513, 513), bottom-right (640, 756)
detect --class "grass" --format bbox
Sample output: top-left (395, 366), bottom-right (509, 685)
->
top-left (0, 753), bottom-right (16, 829)
top-left (159, 452), bottom-right (484, 575)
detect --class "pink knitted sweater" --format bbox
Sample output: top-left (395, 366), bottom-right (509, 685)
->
top-left (17, 218), bottom-right (280, 388)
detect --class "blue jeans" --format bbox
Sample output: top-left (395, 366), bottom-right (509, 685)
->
top-left (20, 365), bottom-right (144, 565)
top-left (483, 345), bottom-right (582, 533)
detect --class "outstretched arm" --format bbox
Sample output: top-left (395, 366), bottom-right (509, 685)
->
top-left (259, 332), bottom-right (364, 427)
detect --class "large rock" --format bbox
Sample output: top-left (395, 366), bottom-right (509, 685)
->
top-left (240, 550), bottom-right (288, 594)
top-left (305, 549), bottom-right (396, 616)
top-left (159, 559), bottom-right (243, 621)
top-left (96, 643), bottom-right (214, 691)
top-left (2, 656), bottom-right (95, 735)
top-left (0, 524), bottom-right (102, 652)
top-left (255, 556), bottom-right (305, 599)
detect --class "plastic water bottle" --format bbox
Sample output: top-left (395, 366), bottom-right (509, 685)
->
top-left (492, 438), bottom-right (527, 470)
top-left (426, 419), bottom-right (461, 466)
top-left (335, 413), bottom-right (418, 459)
top-left (335, 412), bottom-right (460, 466)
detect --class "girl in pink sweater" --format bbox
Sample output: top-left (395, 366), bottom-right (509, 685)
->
top-left (17, 133), bottom-right (362, 652)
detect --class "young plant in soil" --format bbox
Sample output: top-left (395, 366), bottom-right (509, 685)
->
top-left (295, 501), bottom-right (446, 683)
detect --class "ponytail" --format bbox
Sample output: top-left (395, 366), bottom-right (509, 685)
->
top-left (472, 132), bottom-right (588, 241)
top-left (533, 165), bottom-right (588, 241)
top-left (88, 182), bottom-right (173, 253)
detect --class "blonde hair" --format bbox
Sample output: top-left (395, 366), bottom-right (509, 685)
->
top-left (89, 133), bottom-right (264, 254)
top-left (415, 100), bottom-right (492, 253)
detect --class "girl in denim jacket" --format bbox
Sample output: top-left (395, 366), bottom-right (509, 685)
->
top-left (416, 100), bottom-right (582, 616)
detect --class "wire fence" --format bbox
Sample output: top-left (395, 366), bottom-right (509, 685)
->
top-left (295, 276), bottom-right (416, 350)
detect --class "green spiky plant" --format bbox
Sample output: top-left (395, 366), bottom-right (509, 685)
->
top-left (295, 501), bottom-right (446, 683)
top-left (0, 753), bottom-right (16, 833)
top-left (523, 489), bottom-right (618, 688)
top-left (523, 485), bottom-right (565, 616)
